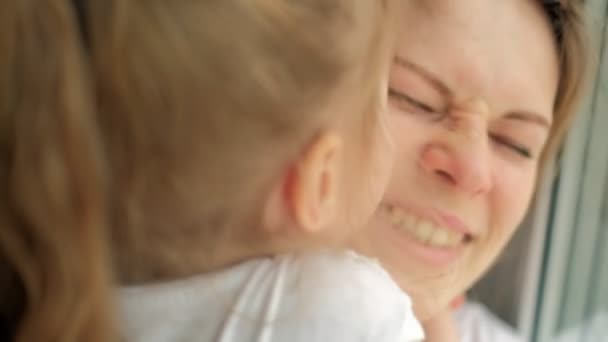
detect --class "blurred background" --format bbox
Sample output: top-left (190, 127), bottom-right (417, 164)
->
top-left (470, 0), bottom-right (608, 341)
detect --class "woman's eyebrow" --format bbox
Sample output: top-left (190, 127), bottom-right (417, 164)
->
top-left (393, 56), bottom-right (452, 98)
top-left (394, 56), bottom-right (553, 130)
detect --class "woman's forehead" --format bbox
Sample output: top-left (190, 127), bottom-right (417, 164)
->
top-left (397, 0), bottom-right (559, 118)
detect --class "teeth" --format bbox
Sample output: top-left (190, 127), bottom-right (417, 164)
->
top-left (429, 229), bottom-right (448, 247)
top-left (384, 204), bottom-right (464, 248)
top-left (415, 221), bottom-right (434, 243)
top-left (448, 230), bottom-right (462, 245)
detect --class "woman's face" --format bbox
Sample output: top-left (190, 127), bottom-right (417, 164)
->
top-left (352, 0), bottom-right (559, 319)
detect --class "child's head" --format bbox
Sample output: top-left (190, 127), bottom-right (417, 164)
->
top-left (1, 0), bottom-right (396, 340)
top-left (0, 0), bottom-right (392, 340)
top-left (89, 0), bottom-right (398, 282)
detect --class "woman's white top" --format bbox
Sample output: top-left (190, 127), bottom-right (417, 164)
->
top-left (120, 250), bottom-right (424, 342)
top-left (454, 301), bottom-right (524, 342)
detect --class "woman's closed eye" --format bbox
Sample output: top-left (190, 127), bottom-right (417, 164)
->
top-left (388, 88), bottom-right (439, 115)
top-left (489, 133), bottom-right (533, 159)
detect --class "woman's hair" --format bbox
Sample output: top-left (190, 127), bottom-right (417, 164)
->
top-left (0, 0), bottom-right (397, 340)
top-left (541, 0), bottom-right (591, 165)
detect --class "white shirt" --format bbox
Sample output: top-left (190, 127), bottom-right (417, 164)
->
top-left (120, 250), bottom-right (424, 342)
top-left (454, 301), bottom-right (524, 342)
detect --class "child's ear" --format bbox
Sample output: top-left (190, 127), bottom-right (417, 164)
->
top-left (263, 132), bottom-right (343, 234)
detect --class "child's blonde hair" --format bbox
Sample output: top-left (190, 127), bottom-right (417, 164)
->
top-left (0, 0), bottom-right (397, 340)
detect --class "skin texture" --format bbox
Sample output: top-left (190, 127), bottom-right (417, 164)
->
top-left (264, 111), bottom-right (394, 241)
top-left (352, 0), bottom-right (559, 330)
top-left (263, 81), bottom-right (396, 250)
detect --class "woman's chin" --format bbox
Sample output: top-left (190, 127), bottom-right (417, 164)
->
top-left (409, 290), bottom-right (454, 322)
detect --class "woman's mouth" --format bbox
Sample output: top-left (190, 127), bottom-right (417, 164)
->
top-left (379, 203), bottom-right (475, 263)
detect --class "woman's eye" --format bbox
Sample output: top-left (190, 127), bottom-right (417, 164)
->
top-left (490, 134), bottom-right (532, 159)
top-left (388, 88), bottom-right (437, 114)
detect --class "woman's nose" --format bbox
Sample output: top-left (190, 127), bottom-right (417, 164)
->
top-left (419, 99), bottom-right (493, 197)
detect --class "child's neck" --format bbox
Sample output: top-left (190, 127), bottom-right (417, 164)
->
top-left (114, 235), bottom-right (271, 284)
top-left (114, 230), bottom-right (341, 285)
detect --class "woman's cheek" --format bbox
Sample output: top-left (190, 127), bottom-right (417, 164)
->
top-left (495, 162), bottom-right (537, 228)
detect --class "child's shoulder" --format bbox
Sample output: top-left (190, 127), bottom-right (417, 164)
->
top-left (119, 250), bottom-right (424, 342)
top-left (260, 250), bottom-right (425, 341)
top-left (282, 250), bottom-right (410, 310)
top-left (283, 249), bottom-right (403, 298)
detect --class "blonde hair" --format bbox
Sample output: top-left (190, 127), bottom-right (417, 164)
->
top-left (0, 1), bottom-right (114, 341)
top-left (541, 0), bottom-right (591, 166)
top-left (0, 0), bottom-right (396, 340)
top-left (94, 0), bottom-right (397, 284)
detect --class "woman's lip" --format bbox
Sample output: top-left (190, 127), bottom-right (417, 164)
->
top-left (387, 202), bottom-right (475, 238)
top-left (379, 211), bottom-right (465, 266)
top-left (428, 208), bottom-right (475, 238)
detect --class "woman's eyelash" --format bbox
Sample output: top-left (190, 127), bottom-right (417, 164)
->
top-left (388, 88), bottom-right (436, 113)
top-left (490, 134), bottom-right (532, 158)
top-left (388, 88), bottom-right (533, 159)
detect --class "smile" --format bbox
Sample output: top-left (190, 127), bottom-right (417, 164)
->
top-left (381, 204), bottom-right (472, 248)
